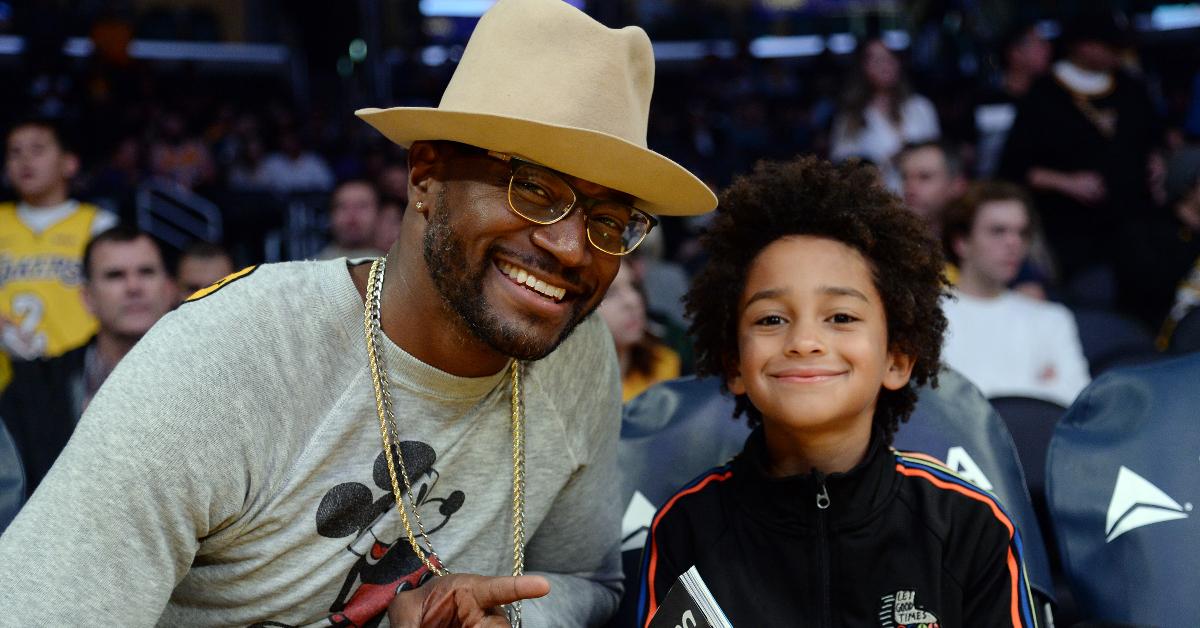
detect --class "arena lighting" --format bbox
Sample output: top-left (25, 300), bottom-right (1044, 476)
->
top-left (0, 35), bottom-right (289, 63)
top-left (1150, 4), bottom-right (1200, 30)
top-left (418, 0), bottom-right (582, 17)
top-left (881, 29), bottom-right (910, 50)
top-left (748, 35), bottom-right (824, 58)
top-left (412, 29), bottom-right (910, 66)
top-left (652, 40), bottom-right (737, 61)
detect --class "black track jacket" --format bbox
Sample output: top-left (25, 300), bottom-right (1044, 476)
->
top-left (637, 428), bottom-right (1037, 627)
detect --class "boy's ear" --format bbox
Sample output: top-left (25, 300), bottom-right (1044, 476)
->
top-left (882, 349), bottom-right (916, 391)
top-left (724, 354), bottom-right (746, 395)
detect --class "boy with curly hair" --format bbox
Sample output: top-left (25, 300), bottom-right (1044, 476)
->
top-left (637, 156), bottom-right (1037, 627)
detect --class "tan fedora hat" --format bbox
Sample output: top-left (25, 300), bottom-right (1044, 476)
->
top-left (355, 0), bottom-right (716, 217)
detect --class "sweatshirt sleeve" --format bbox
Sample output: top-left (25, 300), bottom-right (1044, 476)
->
top-left (0, 309), bottom-right (253, 624)
top-left (636, 486), bottom-right (706, 628)
top-left (519, 316), bottom-right (624, 627)
top-left (962, 501), bottom-right (1040, 628)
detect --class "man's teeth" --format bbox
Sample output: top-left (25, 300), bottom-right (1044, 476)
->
top-left (498, 262), bottom-right (567, 301)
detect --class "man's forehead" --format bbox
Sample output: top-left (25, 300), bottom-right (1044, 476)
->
top-left (94, 238), bottom-right (162, 266)
top-left (564, 171), bottom-right (635, 204)
top-left (904, 147), bottom-right (947, 169)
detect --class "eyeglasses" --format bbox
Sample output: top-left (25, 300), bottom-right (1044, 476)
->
top-left (485, 151), bottom-right (657, 256)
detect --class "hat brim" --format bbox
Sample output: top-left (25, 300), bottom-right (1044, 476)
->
top-left (356, 107), bottom-right (717, 217)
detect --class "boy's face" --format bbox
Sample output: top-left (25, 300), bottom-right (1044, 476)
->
top-left (5, 126), bottom-right (77, 202)
top-left (729, 235), bottom-right (913, 440)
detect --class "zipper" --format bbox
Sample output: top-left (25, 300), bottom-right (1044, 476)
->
top-left (815, 471), bottom-right (832, 628)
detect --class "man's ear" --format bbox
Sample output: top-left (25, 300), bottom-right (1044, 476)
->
top-left (60, 152), bottom-right (80, 181)
top-left (407, 141), bottom-right (439, 215)
top-left (949, 175), bottom-right (968, 199)
top-left (882, 349), bottom-right (916, 391)
top-left (951, 234), bottom-right (968, 263)
top-left (81, 283), bottom-right (97, 319)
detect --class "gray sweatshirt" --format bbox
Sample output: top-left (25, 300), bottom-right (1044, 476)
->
top-left (0, 259), bottom-right (623, 627)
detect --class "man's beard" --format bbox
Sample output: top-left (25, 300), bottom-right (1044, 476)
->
top-left (422, 192), bottom-right (594, 361)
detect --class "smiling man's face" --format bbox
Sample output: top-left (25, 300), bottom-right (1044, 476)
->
top-left (421, 149), bottom-right (623, 361)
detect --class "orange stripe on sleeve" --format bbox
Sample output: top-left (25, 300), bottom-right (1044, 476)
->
top-left (643, 470), bottom-right (733, 627)
top-left (895, 464), bottom-right (1027, 628)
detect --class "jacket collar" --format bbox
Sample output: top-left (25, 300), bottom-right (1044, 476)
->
top-left (730, 425), bottom-right (900, 530)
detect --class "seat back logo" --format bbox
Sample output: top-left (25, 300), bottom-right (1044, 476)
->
top-left (1105, 466), bottom-right (1191, 543)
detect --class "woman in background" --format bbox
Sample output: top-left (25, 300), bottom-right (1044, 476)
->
top-left (598, 261), bottom-right (681, 402)
top-left (830, 37), bottom-right (940, 192)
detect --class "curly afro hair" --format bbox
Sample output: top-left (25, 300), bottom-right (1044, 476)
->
top-left (685, 156), bottom-right (950, 444)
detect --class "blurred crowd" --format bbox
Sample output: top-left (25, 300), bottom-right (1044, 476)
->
top-left (3, 5), bottom-right (1200, 502)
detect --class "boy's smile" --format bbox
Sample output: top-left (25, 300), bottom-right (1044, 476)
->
top-left (729, 235), bottom-right (913, 472)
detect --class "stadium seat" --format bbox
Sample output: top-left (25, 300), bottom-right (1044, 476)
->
top-left (987, 396), bottom-right (1066, 508)
top-left (612, 369), bottom-right (1056, 627)
top-left (1069, 306), bottom-right (1159, 376)
top-left (0, 419), bottom-right (26, 533)
top-left (1046, 353), bottom-right (1200, 626)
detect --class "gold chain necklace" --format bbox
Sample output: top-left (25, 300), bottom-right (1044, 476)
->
top-left (363, 257), bottom-right (527, 623)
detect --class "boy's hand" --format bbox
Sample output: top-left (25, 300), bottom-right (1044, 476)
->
top-left (387, 573), bottom-right (550, 627)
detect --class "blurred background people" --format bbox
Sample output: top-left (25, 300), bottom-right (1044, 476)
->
top-left (830, 36), bottom-right (940, 192)
top-left (314, 179), bottom-right (384, 260)
top-left (999, 12), bottom-right (1163, 320)
top-left (898, 141), bottom-right (967, 238)
top-left (258, 126), bottom-right (334, 194)
top-left (973, 20), bottom-right (1053, 178)
top-left (0, 226), bottom-right (175, 492)
top-left (372, 195), bottom-right (405, 254)
top-left (941, 182), bottom-right (1090, 406)
top-left (177, 241), bottom-right (235, 297)
top-left (598, 261), bottom-right (681, 402)
top-left (1, 119), bottom-right (116, 362)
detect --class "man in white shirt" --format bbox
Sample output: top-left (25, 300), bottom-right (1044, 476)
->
top-left (941, 181), bottom-right (1090, 406)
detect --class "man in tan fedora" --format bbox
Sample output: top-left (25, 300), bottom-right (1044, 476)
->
top-left (0, 0), bottom-right (715, 625)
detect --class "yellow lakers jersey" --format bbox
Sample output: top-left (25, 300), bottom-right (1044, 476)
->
top-left (0, 202), bottom-right (102, 359)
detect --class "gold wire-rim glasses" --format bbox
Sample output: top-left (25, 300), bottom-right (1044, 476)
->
top-left (485, 151), bottom-right (658, 256)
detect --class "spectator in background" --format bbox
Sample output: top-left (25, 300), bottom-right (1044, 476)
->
top-left (830, 37), bottom-right (940, 192)
top-left (974, 21), bottom-right (1053, 177)
top-left (999, 12), bottom-right (1162, 301)
top-left (0, 118), bottom-right (117, 362)
top-left (898, 141), bottom-right (967, 238)
top-left (941, 182), bottom-right (1089, 406)
top-left (598, 260), bottom-right (681, 402)
top-left (0, 227), bottom-right (174, 493)
top-left (1157, 145), bottom-right (1200, 347)
top-left (377, 162), bottom-right (410, 202)
top-left (227, 136), bottom-right (270, 192)
top-left (258, 126), bottom-right (334, 193)
top-left (314, 179), bottom-right (384, 260)
top-left (89, 135), bottom-right (144, 213)
top-left (150, 111), bottom-right (215, 190)
top-left (177, 241), bottom-right (235, 297)
top-left (373, 194), bottom-right (405, 253)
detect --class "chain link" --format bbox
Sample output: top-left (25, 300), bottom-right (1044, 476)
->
top-left (364, 257), bottom-right (527, 625)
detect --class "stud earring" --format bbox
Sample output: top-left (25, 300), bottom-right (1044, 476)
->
top-left (415, 200), bottom-right (424, 211)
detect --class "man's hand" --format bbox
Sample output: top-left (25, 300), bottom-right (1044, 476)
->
top-left (1029, 168), bottom-right (1107, 206)
top-left (1055, 171), bottom-right (1107, 206)
top-left (388, 573), bottom-right (551, 628)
